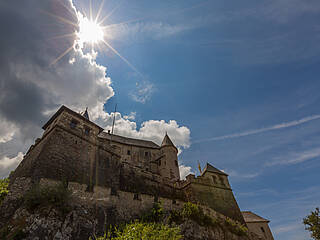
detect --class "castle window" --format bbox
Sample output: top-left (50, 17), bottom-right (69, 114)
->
top-left (212, 175), bottom-right (217, 184)
top-left (84, 126), bottom-right (91, 135)
top-left (145, 152), bottom-right (149, 157)
top-left (70, 119), bottom-right (78, 129)
top-left (133, 193), bottom-right (141, 200)
top-left (175, 160), bottom-right (178, 166)
top-left (261, 227), bottom-right (265, 233)
top-left (127, 150), bottom-right (131, 155)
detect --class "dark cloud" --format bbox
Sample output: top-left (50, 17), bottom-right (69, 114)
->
top-left (0, 0), bottom-right (113, 141)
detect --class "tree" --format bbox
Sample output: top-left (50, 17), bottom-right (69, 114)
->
top-left (303, 207), bottom-right (320, 240)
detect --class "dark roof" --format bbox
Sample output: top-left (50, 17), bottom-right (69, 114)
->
top-left (161, 133), bottom-right (175, 147)
top-left (98, 132), bottom-right (160, 149)
top-left (202, 163), bottom-right (228, 176)
top-left (42, 105), bottom-right (104, 133)
top-left (242, 211), bottom-right (269, 223)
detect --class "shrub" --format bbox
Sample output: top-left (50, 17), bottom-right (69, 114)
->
top-left (141, 202), bottom-right (164, 223)
top-left (225, 217), bottom-right (248, 236)
top-left (94, 221), bottom-right (182, 240)
top-left (179, 202), bottom-right (216, 227)
top-left (24, 182), bottom-right (71, 213)
top-left (0, 178), bottom-right (9, 205)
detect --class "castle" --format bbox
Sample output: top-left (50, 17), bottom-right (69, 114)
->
top-left (9, 105), bottom-right (274, 239)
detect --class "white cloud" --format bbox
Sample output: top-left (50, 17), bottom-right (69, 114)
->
top-left (227, 169), bottom-right (260, 179)
top-left (123, 112), bottom-right (136, 120)
top-left (194, 114), bottom-right (320, 143)
top-left (95, 111), bottom-right (191, 150)
top-left (0, 118), bottom-right (17, 143)
top-left (179, 165), bottom-right (194, 180)
top-left (0, 152), bottom-right (24, 178)
top-left (130, 81), bottom-right (154, 104)
top-left (266, 147), bottom-right (320, 167)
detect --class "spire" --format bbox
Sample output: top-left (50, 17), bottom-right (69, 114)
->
top-left (161, 133), bottom-right (175, 147)
top-left (82, 107), bottom-right (89, 120)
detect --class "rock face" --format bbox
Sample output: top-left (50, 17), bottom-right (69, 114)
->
top-left (0, 178), bottom-right (257, 240)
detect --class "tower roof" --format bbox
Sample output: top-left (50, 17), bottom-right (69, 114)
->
top-left (241, 211), bottom-right (270, 223)
top-left (161, 133), bottom-right (175, 147)
top-left (82, 107), bottom-right (89, 120)
top-left (202, 163), bottom-right (228, 176)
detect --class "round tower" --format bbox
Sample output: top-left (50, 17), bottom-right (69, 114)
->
top-left (159, 133), bottom-right (180, 181)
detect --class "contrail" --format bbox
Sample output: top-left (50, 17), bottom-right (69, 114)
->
top-left (193, 114), bottom-right (320, 144)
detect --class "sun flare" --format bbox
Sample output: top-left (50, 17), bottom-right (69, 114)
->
top-left (78, 17), bottom-right (104, 44)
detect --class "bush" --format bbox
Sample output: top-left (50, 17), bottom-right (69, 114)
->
top-left (141, 202), bottom-right (164, 223)
top-left (24, 183), bottom-right (71, 213)
top-left (94, 221), bottom-right (182, 240)
top-left (0, 178), bottom-right (9, 205)
top-left (225, 217), bottom-right (248, 236)
top-left (177, 202), bottom-right (216, 227)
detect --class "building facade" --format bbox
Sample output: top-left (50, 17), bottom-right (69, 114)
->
top-left (10, 105), bottom-right (272, 227)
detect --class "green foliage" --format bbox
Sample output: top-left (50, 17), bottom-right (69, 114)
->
top-left (225, 217), bottom-right (248, 236)
top-left (0, 178), bottom-right (9, 205)
top-left (168, 202), bottom-right (216, 227)
top-left (24, 183), bottom-right (71, 213)
top-left (303, 207), bottom-right (320, 240)
top-left (141, 202), bottom-right (164, 223)
top-left (94, 221), bottom-right (182, 240)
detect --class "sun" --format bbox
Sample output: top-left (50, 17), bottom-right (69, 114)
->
top-left (77, 17), bottom-right (104, 44)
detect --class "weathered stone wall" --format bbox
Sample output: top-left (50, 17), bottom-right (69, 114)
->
top-left (179, 173), bottom-right (245, 224)
top-left (246, 222), bottom-right (274, 240)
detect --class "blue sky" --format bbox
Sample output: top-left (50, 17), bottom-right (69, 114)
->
top-left (73, 1), bottom-right (320, 239)
top-left (1, 0), bottom-right (320, 239)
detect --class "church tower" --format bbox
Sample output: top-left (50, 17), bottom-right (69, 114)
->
top-left (159, 133), bottom-right (180, 181)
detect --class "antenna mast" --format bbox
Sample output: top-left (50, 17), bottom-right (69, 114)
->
top-left (111, 103), bottom-right (117, 135)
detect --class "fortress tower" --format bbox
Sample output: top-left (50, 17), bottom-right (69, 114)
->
top-left (159, 133), bottom-right (180, 181)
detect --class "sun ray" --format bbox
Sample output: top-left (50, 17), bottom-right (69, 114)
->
top-left (101, 17), bottom-right (145, 30)
top-left (98, 2), bottom-right (122, 25)
top-left (102, 40), bottom-right (143, 77)
top-left (57, 0), bottom-right (78, 19)
top-left (89, 0), bottom-right (93, 21)
top-left (41, 10), bottom-right (78, 27)
top-left (50, 45), bottom-right (74, 66)
top-left (95, 0), bottom-right (105, 23)
top-left (48, 32), bottom-right (77, 40)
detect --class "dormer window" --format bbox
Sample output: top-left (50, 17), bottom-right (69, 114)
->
top-left (70, 119), bottom-right (78, 129)
top-left (84, 126), bottom-right (91, 135)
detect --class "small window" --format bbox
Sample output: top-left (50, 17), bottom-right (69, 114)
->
top-left (127, 150), bottom-right (131, 155)
top-left (159, 160), bottom-right (161, 166)
top-left (175, 160), bottom-right (178, 166)
top-left (70, 119), bottom-right (78, 129)
top-left (212, 175), bottom-right (217, 184)
top-left (261, 227), bottom-right (265, 233)
top-left (133, 193), bottom-right (140, 200)
top-left (145, 152), bottom-right (149, 157)
top-left (84, 126), bottom-right (90, 135)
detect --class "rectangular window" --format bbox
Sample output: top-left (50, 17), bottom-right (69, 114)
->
top-left (145, 152), bottom-right (149, 157)
top-left (84, 126), bottom-right (91, 135)
top-left (70, 119), bottom-right (78, 129)
top-left (127, 150), bottom-right (131, 155)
